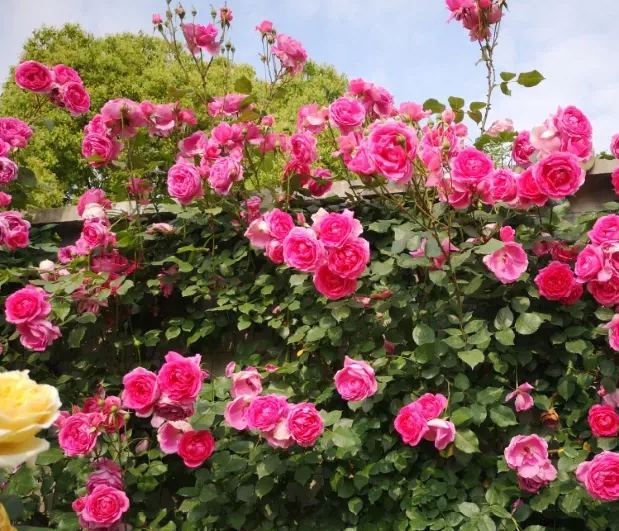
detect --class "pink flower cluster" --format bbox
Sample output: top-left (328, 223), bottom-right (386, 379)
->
top-left (394, 393), bottom-right (456, 451)
top-left (446, 0), bottom-right (503, 41)
top-left (245, 207), bottom-right (370, 300)
top-left (82, 98), bottom-right (196, 168)
top-left (72, 459), bottom-right (129, 529)
top-left (0, 210), bottom-right (30, 250)
top-left (157, 422), bottom-right (215, 468)
top-left (334, 356), bottom-right (378, 402)
top-left (483, 226), bottom-right (529, 284)
top-left (576, 451), bottom-right (619, 501)
top-left (0, 116), bottom-right (33, 203)
top-left (504, 434), bottom-right (557, 493)
top-left (15, 61), bottom-right (90, 116)
top-left (4, 285), bottom-right (61, 351)
top-left (224, 366), bottom-right (324, 449)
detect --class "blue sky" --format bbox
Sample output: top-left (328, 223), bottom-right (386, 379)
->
top-left (1, 0), bottom-right (618, 147)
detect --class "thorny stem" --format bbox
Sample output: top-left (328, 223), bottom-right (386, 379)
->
top-left (479, 19), bottom-right (501, 134)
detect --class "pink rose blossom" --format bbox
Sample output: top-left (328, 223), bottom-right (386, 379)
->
top-left (424, 418), bottom-right (456, 450)
top-left (532, 152), bottom-right (585, 200)
top-left (182, 23), bottom-right (220, 55)
top-left (157, 420), bottom-right (191, 454)
top-left (79, 485), bottom-right (129, 528)
top-left (575, 244), bottom-right (604, 282)
top-left (504, 434), bottom-right (551, 476)
top-left (86, 459), bottom-right (123, 493)
top-left (329, 97), bottom-right (366, 133)
top-left (487, 118), bottom-right (514, 137)
top-left (283, 227), bottom-right (325, 272)
top-left (516, 167), bottom-right (548, 208)
top-left (16, 319), bottom-right (61, 351)
top-left (153, 397), bottom-right (195, 421)
top-left (512, 130), bottom-right (536, 167)
top-left (265, 240), bottom-right (284, 264)
top-left (505, 382), bottom-right (535, 412)
top-left (412, 393), bottom-right (448, 420)
top-left (606, 314), bottom-right (619, 351)
top-left (477, 168), bottom-right (518, 205)
top-left (167, 162), bottom-right (203, 204)
top-left (311, 208), bottom-right (362, 247)
top-left (588, 404), bottom-right (619, 437)
top-left (530, 117), bottom-right (561, 157)
top-left (60, 81), bottom-right (90, 115)
top-left (101, 98), bottom-right (147, 137)
top-left (367, 120), bottom-right (417, 184)
top-left (588, 215), bottom-right (619, 245)
top-left (121, 367), bottom-right (159, 417)
top-left (224, 396), bottom-right (252, 430)
top-left (399, 101), bottom-right (431, 122)
top-left (576, 451), bottom-right (619, 501)
top-left (296, 103), bottom-right (328, 134)
top-left (0, 192), bottom-right (12, 207)
top-left (82, 133), bottom-right (122, 167)
top-left (272, 34), bottom-right (307, 75)
top-left (313, 265), bottom-right (358, 300)
top-left (287, 402), bottom-right (324, 447)
top-left (0, 117), bottom-right (32, 149)
top-left (264, 209), bottom-right (294, 241)
top-left (208, 93), bottom-right (248, 117)
top-left (207, 156), bottom-right (243, 196)
top-left (247, 394), bottom-right (289, 432)
top-left (158, 351), bottom-right (207, 403)
top-left (15, 60), bottom-right (53, 93)
top-left (0, 158), bottom-right (18, 185)
top-left (5, 285), bottom-right (51, 324)
top-left (394, 403), bottom-right (429, 446)
top-left (482, 228), bottom-right (528, 284)
top-left (451, 147), bottom-right (494, 192)
top-left (152, 13), bottom-right (162, 24)
top-left (256, 20), bottom-right (274, 34)
top-left (334, 356), bottom-right (377, 402)
top-left (59, 413), bottom-right (100, 456)
top-left (327, 237), bottom-right (370, 279)
top-left (307, 167), bottom-right (333, 197)
top-left (610, 134), bottom-right (619, 159)
top-left (535, 261), bottom-right (578, 303)
top-left (231, 367), bottom-right (262, 398)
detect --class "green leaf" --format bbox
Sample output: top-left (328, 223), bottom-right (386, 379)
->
top-left (348, 497), bottom-right (363, 515)
top-left (68, 326), bottom-right (86, 349)
top-left (560, 490), bottom-right (581, 513)
top-left (458, 349), bottom-right (484, 369)
top-left (289, 274), bottom-right (308, 287)
top-left (515, 313), bottom-right (542, 335)
top-left (36, 448), bottom-right (64, 465)
top-left (500, 71), bottom-right (516, 81)
top-left (305, 326), bottom-right (326, 342)
top-left (255, 476), bottom-right (274, 498)
top-left (455, 429), bottom-right (480, 453)
top-left (458, 502), bottom-right (480, 517)
top-left (469, 101), bottom-right (487, 111)
top-left (517, 70), bottom-right (545, 87)
top-left (233, 76), bottom-right (253, 94)
top-left (423, 98), bottom-right (445, 113)
top-left (494, 307), bottom-right (514, 330)
top-left (495, 329), bottom-right (515, 346)
top-left (475, 239), bottom-right (503, 255)
top-left (412, 323), bottom-right (435, 346)
top-left (490, 405), bottom-right (518, 427)
top-left (448, 96), bottom-right (465, 110)
top-left (332, 426), bottom-right (361, 449)
top-left (500, 82), bottom-right (512, 96)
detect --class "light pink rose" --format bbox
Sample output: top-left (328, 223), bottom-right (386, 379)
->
top-left (245, 219), bottom-right (271, 249)
top-left (530, 117), bottom-right (561, 157)
top-left (329, 97), bottom-right (366, 133)
top-left (0, 157), bottom-right (18, 185)
top-left (399, 101), bottom-right (431, 122)
top-left (451, 147), bottom-right (494, 192)
top-left (5, 285), bottom-right (51, 324)
top-left (289, 132), bottom-right (318, 165)
top-left (207, 93), bottom-right (248, 117)
top-left (311, 208), bottom-right (362, 247)
top-left (59, 413), bottom-right (100, 456)
top-left (334, 356), bottom-right (378, 402)
top-left (483, 229), bottom-right (528, 284)
top-left (80, 218), bottom-right (115, 250)
top-left (77, 189), bottom-right (111, 217)
top-left (394, 403), bottom-right (429, 446)
top-left (142, 101), bottom-right (178, 137)
top-left (82, 133), bottom-right (122, 167)
top-left (86, 458), bottom-right (123, 493)
top-left (287, 402), bottom-right (324, 447)
top-left (589, 215), bottom-right (619, 245)
top-left (157, 420), bottom-right (191, 453)
top-left (264, 209), bottom-right (294, 241)
top-left (504, 434), bottom-right (549, 476)
top-left (178, 131), bottom-right (207, 158)
top-left (224, 396), bottom-right (253, 430)
top-left (532, 152), bottom-right (584, 200)
top-left (283, 227), bottom-right (325, 272)
top-left (412, 393), bottom-right (448, 420)
top-left (167, 162), bottom-right (203, 204)
top-left (505, 382), bottom-right (535, 412)
top-left (80, 485), bottom-right (129, 528)
top-left (256, 20), bottom-right (274, 34)
top-left (158, 351), bottom-right (207, 403)
top-left (346, 141), bottom-right (377, 176)
top-left (606, 314), bottom-right (619, 351)
top-left (576, 451), bottom-right (619, 501)
top-left (272, 34), bottom-right (307, 75)
top-left (367, 120), bottom-right (417, 184)
top-left (152, 13), bottom-right (163, 24)
top-left (207, 156), bottom-right (243, 196)
top-left (60, 81), bottom-right (90, 115)
top-left (313, 265), bottom-right (358, 300)
top-left (101, 98), bottom-right (147, 137)
top-left (487, 118), bottom-right (514, 137)
top-left (15, 60), bottom-right (53, 93)
top-left (247, 394), bottom-right (289, 432)
top-left (424, 418), bottom-right (456, 450)
top-left (182, 23), bottom-right (220, 55)
top-left (512, 130), bottom-right (536, 167)
top-left (575, 244), bottom-right (604, 282)
top-left (264, 417), bottom-right (293, 449)
top-left (231, 367), bottom-right (262, 398)
top-left (16, 319), bottom-right (61, 352)
top-left (610, 134), bottom-right (619, 159)
top-left (121, 367), bottom-right (159, 417)
top-left (327, 237), bottom-right (370, 279)
top-left (296, 103), bottom-right (328, 134)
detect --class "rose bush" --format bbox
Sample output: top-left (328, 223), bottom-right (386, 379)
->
top-left (1, 1), bottom-right (619, 530)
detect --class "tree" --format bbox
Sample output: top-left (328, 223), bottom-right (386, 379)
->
top-left (0, 24), bottom-right (346, 207)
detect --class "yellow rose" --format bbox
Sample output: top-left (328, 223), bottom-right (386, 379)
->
top-left (0, 371), bottom-right (61, 469)
top-left (0, 502), bottom-right (16, 531)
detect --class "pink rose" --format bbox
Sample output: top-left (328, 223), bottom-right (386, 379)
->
top-left (265, 239), bottom-right (284, 264)
top-left (182, 23), bottom-right (220, 55)
top-left (15, 60), bottom-right (53, 93)
top-left (575, 244), bottom-right (604, 282)
top-left (52, 64), bottom-right (82, 85)
top-left (329, 97), bottom-right (366, 133)
top-left (483, 231), bottom-right (528, 284)
top-left (289, 132), bottom-right (318, 165)
top-left (60, 82), bottom-right (90, 115)
top-left (346, 141), bottom-right (377, 176)
top-left (77, 188), bottom-right (112, 217)
top-left (367, 120), bottom-right (418, 184)
top-left (207, 93), bottom-right (248, 117)
top-left (16, 319), bottom-right (61, 352)
top-left (80, 218), bottom-right (115, 250)
top-left (121, 367), bottom-right (159, 417)
top-left (0, 158), bottom-right (18, 185)
top-left (265, 417), bottom-right (294, 449)
top-left (504, 434), bottom-right (550, 476)
top-left (82, 133), bottom-right (121, 168)
top-left (424, 418), bottom-right (456, 450)
top-left (256, 20), bottom-right (274, 34)
top-left (264, 209), bottom-right (294, 241)
top-left (505, 382), bottom-right (534, 412)
top-left (327, 237), bottom-right (370, 279)
top-left (610, 134), bottom-right (619, 159)
top-left (576, 451), bottom-right (619, 501)
top-left (231, 367), bottom-right (262, 398)
top-left (59, 413), bottom-right (100, 456)
top-left (554, 106), bottom-right (592, 141)
top-left (394, 403), bottom-right (429, 446)
top-left (606, 314), bottom-right (619, 351)
top-left (5, 285), bottom-right (51, 324)
top-left (247, 394), bottom-right (289, 432)
top-left (283, 227), bottom-right (325, 272)
top-left (101, 98), bottom-right (147, 137)
top-left (535, 261), bottom-right (577, 302)
top-left (589, 275), bottom-right (619, 307)
top-left (515, 167), bottom-right (548, 208)
top-left (142, 101), bottom-right (177, 137)
top-left (0, 192), bottom-right (11, 207)
top-left (158, 351), bottom-right (207, 403)
top-left (533, 152), bottom-right (584, 200)
top-left (152, 13), bottom-right (163, 25)
top-left (307, 167), bottom-right (333, 197)
top-left (311, 208), bottom-right (363, 247)
top-left (224, 396), bottom-right (252, 430)
top-left (412, 393), bottom-right (448, 420)
top-left (612, 167), bottom-right (619, 196)
top-left (512, 130), bottom-right (536, 167)
top-left (334, 356), bottom-right (378, 402)
top-left (451, 147), bottom-right (494, 192)
top-left (487, 118), bottom-right (514, 137)
top-left (530, 117), bottom-right (561, 157)
top-left (272, 34), bottom-right (307, 75)
top-left (167, 162), bottom-right (203, 204)
top-left (588, 215), bottom-right (619, 245)
top-left (313, 265), bottom-right (358, 300)
top-left (80, 485), bottom-right (129, 528)
top-left (588, 404), bottom-right (619, 437)
top-left (207, 156), bottom-right (243, 196)
top-left (0, 117), bottom-right (32, 148)
top-left (86, 459), bottom-right (123, 493)
top-left (477, 168), bottom-right (518, 205)
top-left (296, 103), bottom-right (328, 134)
top-left (399, 101), bottom-right (431, 122)
top-left (157, 420), bottom-right (191, 454)
top-left (287, 402), bottom-right (324, 447)
top-left (153, 396), bottom-right (195, 421)
top-left (245, 219), bottom-right (271, 249)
